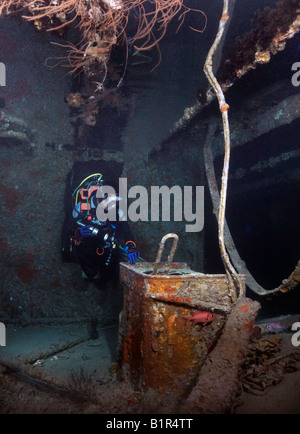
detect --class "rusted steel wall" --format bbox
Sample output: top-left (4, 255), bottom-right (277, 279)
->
top-left (118, 262), bottom-right (246, 397)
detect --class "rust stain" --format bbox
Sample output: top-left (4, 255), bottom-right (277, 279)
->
top-left (17, 262), bottom-right (38, 284)
top-left (244, 320), bottom-right (254, 331)
top-left (52, 279), bottom-right (61, 288)
top-left (0, 226), bottom-right (8, 251)
top-left (0, 238), bottom-right (8, 251)
top-left (147, 279), bottom-right (181, 295)
top-left (122, 331), bottom-right (134, 367)
top-left (238, 304), bottom-right (249, 313)
top-left (17, 253), bottom-right (38, 284)
top-left (0, 183), bottom-right (21, 216)
top-left (154, 294), bottom-right (192, 305)
top-left (167, 314), bottom-right (175, 335)
top-left (280, 287), bottom-right (289, 293)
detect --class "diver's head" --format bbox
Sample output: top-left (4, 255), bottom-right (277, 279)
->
top-left (95, 180), bottom-right (121, 220)
top-left (96, 192), bottom-right (121, 211)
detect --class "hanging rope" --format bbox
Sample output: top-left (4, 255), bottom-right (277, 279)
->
top-left (203, 0), bottom-right (243, 302)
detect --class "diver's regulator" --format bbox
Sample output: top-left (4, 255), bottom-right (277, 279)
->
top-left (77, 220), bottom-right (100, 236)
top-left (76, 220), bottom-right (115, 248)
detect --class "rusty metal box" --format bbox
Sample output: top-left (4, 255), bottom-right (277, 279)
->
top-left (118, 261), bottom-right (246, 396)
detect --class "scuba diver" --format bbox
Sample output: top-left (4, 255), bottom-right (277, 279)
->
top-left (62, 172), bottom-right (139, 283)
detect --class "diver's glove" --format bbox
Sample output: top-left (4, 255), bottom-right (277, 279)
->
top-left (79, 225), bottom-right (93, 238)
top-left (124, 241), bottom-right (139, 265)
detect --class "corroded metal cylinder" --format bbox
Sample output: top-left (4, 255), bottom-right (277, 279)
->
top-left (118, 261), bottom-right (246, 397)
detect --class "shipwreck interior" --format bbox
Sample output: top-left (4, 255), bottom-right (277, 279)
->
top-left (0, 0), bottom-right (299, 415)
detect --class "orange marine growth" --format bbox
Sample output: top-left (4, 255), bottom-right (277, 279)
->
top-left (220, 103), bottom-right (230, 112)
top-left (183, 311), bottom-right (216, 326)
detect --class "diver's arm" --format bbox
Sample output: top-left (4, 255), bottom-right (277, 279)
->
top-left (117, 220), bottom-right (135, 245)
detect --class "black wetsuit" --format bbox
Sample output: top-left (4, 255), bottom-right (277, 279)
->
top-left (76, 219), bottom-right (134, 280)
top-left (62, 210), bottom-right (135, 282)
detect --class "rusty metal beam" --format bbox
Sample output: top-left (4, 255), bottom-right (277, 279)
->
top-left (179, 297), bottom-right (260, 414)
top-left (171, 0), bottom-right (300, 135)
top-left (213, 91), bottom-right (300, 158)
